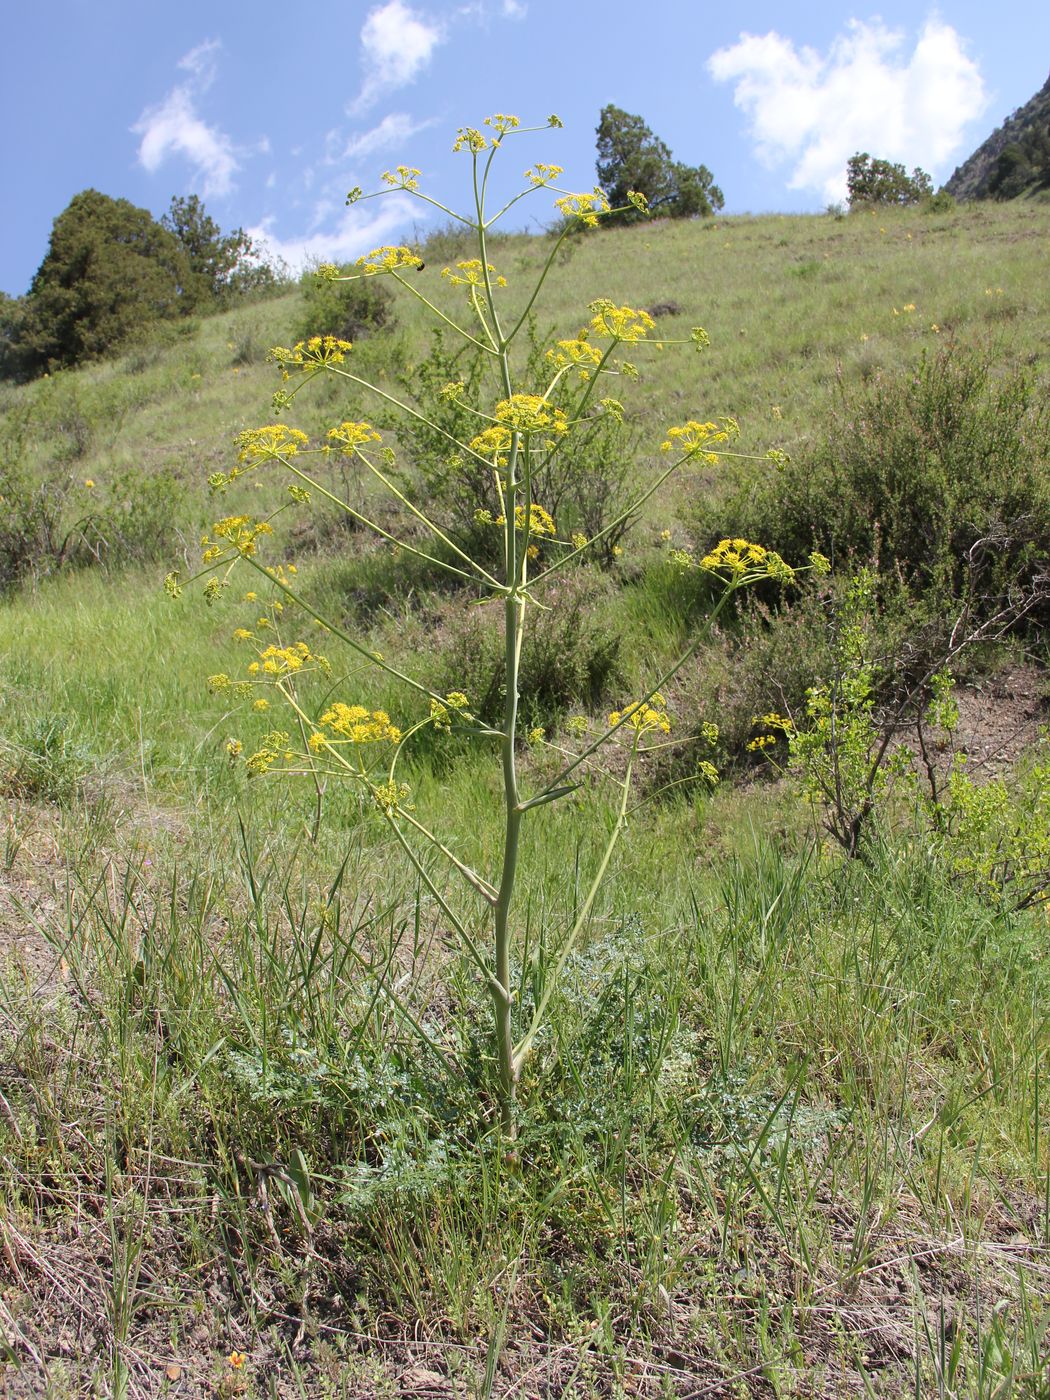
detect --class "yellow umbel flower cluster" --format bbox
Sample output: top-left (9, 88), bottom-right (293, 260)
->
top-left (245, 641), bottom-right (329, 679)
top-left (356, 245), bottom-right (424, 275)
top-left (269, 339), bottom-right (353, 375)
top-left (588, 300), bottom-right (655, 343)
top-left (484, 113), bottom-right (520, 136)
top-left (747, 712), bottom-right (794, 752)
top-left (512, 503), bottom-right (556, 536)
top-left (442, 259), bottom-right (508, 289)
top-left (245, 730), bottom-right (294, 776)
top-left (327, 421), bottom-right (382, 453)
top-left (235, 425), bottom-right (309, 465)
top-left (202, 515), bottom-right (273, 562)
top-left (493, 394), bottom-right (568, 435)
top-left (430, 691), bottom-right (471, 732)
top-left (452, 127), bottom-right (488, 153)
top-left (554, 190), bottom-right (611, 227)
top-left (468, 425), bottom-right (512, 464)
top-left (312, 703), bottom-right (401, 746)
top-left (381, 166), bottom-right (421, 190)
top-left (609, 692), bottom-right (672, 736)
top-left (700, 539), bottom-right (795, 583)
top-left (660, 418), bottom-right (739, 464)
top-left (546, 337), bottom-right (603, 380)
top-left (524, 163), bottom-right (564, 187)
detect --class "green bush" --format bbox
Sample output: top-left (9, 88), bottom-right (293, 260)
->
top-left (694, 345), bottom-right (1050, 626)
top-left (295, 264), bottom-right (393, 343)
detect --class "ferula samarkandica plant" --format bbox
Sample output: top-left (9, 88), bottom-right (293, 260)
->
top-left (174, 113), bottom-right (802, 1136)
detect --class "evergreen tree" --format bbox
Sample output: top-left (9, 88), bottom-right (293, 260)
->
top-left (14, 190), bottom-right (189, 376)
top-left (595, 106), bottom-right (723, 223)
top-left (162, 195), bottom-right (277, 307)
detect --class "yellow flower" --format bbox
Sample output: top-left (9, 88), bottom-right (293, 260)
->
top-left (452, 127), bottom-right (487, 153)
top-left (468, 425), bottom-right (512, 464)
top-left (524, 163), bottom-right (564, 187)
top-left (318, 702), bottom-right (401, 745)
top-left (356, 245), bottom-right (424, 275)
top-left (660, 418), bottom-right (739, 464)
top-left (588, 299), bottom-right (654, 342)
top-left (441, 259), bottom-right (507, 288)
top-left (84, 478), bottom-right (95, 489)
top-left (235, 424), bottom-right (309, 464)
top-left (554, 189), bottom-right (611, 227)
top-left (206, 515), bottom-right (273, 559)
top-left (700, 538), bottom-right (794, 583)
top-left (268, 339), bottom-right (352, 373)
top-left (545, 337), bottom-right (602, 379)
top-left (484, 113), bottom-right (520, 136)
top-left (381, 166), bottom-right (421, 190)
top-left (493, 394), bottom-right (568, 436)
top-left (609, 692), bottom-right (671, 736)
top-left (327, 421), bottom-right (382, 453)
top-left (228, 1352), bottom-right (246, 1369)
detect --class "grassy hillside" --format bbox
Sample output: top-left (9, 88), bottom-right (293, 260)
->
top-left (0, 200), bottom-right (1048, 1398)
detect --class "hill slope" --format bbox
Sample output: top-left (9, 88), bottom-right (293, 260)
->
top-left (945, 70), bottom-right (1050, 200)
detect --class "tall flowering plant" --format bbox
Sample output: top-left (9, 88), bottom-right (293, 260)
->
top-left (172, 115), bottom-right (800, 1134)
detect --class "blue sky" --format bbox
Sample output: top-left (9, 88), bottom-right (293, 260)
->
top-left (3, 0), bottom-right (1047, 295)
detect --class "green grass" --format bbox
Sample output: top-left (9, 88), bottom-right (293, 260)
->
top-left (0, 200), bottom-right (1048, 1395)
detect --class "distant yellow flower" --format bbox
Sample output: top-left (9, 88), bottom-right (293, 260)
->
top-left (84, 478), bottom-right (95, 488)
top-left (228, 1351), bottom-right (246, 1369)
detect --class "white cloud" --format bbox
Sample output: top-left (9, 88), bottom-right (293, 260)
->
top-left (502, 0), bottom-right (527, 17)
top-left (708, 18), bottom-right (987, 203)
top-left (352, 0), bottom-right (444, 113)
top-left (341, 112), bottom-right (435, 160)
top-left (177, 38), bottom-right (221, 84)
top-left (133, 40), bottom-right (239, 196)
top-left (247, 195), bottom-right (417, 273)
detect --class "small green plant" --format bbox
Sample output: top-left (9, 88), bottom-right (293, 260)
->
top-left (174, 114), bottom-right (802, 1134)
top-left (1, 715), bottom-right (94, 804)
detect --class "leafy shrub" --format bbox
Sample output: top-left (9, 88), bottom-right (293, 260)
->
top-left (846, 153), bottom-right (933, 208)
top-left (694, 345), bottom-right (1050, 628)
top-left (664, 585), bottom-right (835, 779)
top-left (934, 735), bottom-right (1050, 909)
top-left (84, 467), bottom-right (189, 567)
top-left (295, 264), bottom-right (393, 343)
